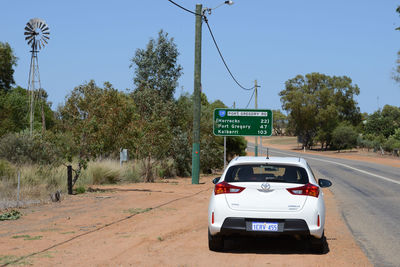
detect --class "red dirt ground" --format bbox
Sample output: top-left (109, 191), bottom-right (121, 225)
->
top-left (0, 175), bottom-right (371, 266)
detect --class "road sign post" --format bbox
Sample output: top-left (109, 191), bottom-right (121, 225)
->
top-left (213, 109), bottom-right (273, 137)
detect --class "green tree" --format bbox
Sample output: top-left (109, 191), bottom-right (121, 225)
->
top-left (129, 87), bottom-right (174, 181)
top-left (0, 86), bottom-right (54, 137)
top-left (169, 93), bottom-right (193, 176)
top-left (364, 105), bottom-right (400, 138)
top-left (0, 42), bottom-right (17, 93)
top-left (279, 73), bottom-right (361, 149)
top-left (169, 93), bottom-right (247, 175)
top-left (331, 123), bottom-right (358, 151)
top-left (272, 110), bottom-right (287, 136)
top-left (58, 80), bottom-right (136, 183)
top-left (130, 30), bottom-right (182, 101)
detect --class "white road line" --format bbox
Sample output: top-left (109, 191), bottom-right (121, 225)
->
top-left (259, 147), bottom-right (400, 186)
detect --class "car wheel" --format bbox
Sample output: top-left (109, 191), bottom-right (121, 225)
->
top-left (309, 231), bottom-right (325, 254)
top-left (208, 229), bottom-right (224, 251)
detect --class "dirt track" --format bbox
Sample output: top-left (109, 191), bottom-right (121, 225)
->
top-left (0, 176), bottom-right (371, 266)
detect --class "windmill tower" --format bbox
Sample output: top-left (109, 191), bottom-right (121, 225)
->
top-left (24, 18), bottom-right (50, 135)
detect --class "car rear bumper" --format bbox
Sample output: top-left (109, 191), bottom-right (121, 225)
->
top-left (219, 217), bottom-right (310, 236)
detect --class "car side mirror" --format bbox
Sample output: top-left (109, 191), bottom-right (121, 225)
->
top-left (318, 178), bottom-right (332, 188)
top-left (212, 177), bottom-right (221, 184)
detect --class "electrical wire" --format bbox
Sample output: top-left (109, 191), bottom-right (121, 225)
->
top-left (204, 18), bottom-right (255, 91)
top-left (1, 188), bottom-right (210, 267)
top-left (166, 0), bottom-right (256, 91)
top-left (245, 88), bottom-right (256, 108)
top-left (167, 0), bottom-right (202, 16)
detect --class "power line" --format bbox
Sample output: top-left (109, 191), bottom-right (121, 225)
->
top-left (245, 88), bottom-right (256, 108)
top-left (204, 18), bottom-right (255, 91)
top-left (167, 0), bottom-right (255, 92)
top-left (167, 0), bottom-right (202, 16)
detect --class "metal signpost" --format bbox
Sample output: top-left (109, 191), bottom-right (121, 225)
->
top-left (213, 109), bottom-right (273, 136)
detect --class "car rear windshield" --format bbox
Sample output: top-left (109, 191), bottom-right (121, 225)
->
top-left (224, 164), bottom-right (309, 184)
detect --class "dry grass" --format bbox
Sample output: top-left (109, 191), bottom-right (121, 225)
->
top-left (0, 159), bottom-right (144, 209)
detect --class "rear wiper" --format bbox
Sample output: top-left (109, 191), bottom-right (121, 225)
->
top-left (264, 178), bottom-right (283, 182)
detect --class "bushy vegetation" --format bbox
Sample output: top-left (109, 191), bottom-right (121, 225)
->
top-left (0, 31), bottom-right (248, 205)
top-left (331, 124), bottom-right (358, 151)
top-left (280, 73), bottom-right (400, 154)
top-left (280, 72), bottom-right (361, 149)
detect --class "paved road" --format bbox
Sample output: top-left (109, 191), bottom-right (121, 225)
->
top-left (248, 144), bottom-right (400, 267)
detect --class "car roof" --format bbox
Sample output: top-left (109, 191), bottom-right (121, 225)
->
top-left (229, 156), bottom-right (308, 167)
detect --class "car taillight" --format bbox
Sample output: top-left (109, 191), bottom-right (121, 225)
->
top-left (287, 183), bottom-right (319, 198)
top-left (214, 181), bottom-right (245, 195)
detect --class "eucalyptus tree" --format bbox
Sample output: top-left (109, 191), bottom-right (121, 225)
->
top-left (279, 73), bottom-right (361, 149)
top-left (0, 42), bottom-right (17, 93)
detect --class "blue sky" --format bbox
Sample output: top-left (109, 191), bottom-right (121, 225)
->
top-left (1, 0), bottom-right (399, 114)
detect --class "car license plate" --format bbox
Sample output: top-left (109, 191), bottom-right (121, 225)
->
top-left (251, 222), bottom-right (279, 232)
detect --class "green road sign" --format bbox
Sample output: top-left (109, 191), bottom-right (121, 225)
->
top-left (213, 109), bottom-right (273, 136)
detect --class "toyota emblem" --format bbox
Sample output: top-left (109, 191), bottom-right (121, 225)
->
top-left (261, 182), bottom-right (271, 191)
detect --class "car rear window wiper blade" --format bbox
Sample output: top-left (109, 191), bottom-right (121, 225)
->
top-left (264, 179), bottom-right (284, 182)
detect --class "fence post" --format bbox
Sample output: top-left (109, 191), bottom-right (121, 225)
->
top-left (67, 165), bottom-right (72, 195)
top-left (17, 170), bottom-right (20, 208)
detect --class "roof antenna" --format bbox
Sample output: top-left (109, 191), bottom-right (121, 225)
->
top-left (266, 148), bottom-right (269, 159)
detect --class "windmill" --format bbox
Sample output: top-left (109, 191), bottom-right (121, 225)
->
top-left (24, 18), bottom-right (50, 135)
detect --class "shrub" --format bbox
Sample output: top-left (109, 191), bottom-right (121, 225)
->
top-left (0, 131), bottom-right (65, 165)
top-left (384, 136), bottom-right (400, 152)
top-left (331, 124), bottom-right (358, 151)
top-left (157, 158), bottom-right (176, 178)
top-left (121, 164), bottom-right (141, 183)
top-left (90, 162), bottom-right (121, 184)
top-left (75, 186), bottom-right (86, 194)
top-left (0, 159), bottom-right (16, 182)
top-left (169, 128), bottom-right (191, 177)
top-left (372, 135), bottom-right (386, 151)
top-left (357, 135), bottom-right (374, 150)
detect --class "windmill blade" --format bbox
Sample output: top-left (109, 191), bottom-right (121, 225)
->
top-left (39, 42), bottom-right (42, 50)
top-left (25, 23), bottom-right (33, 31)
top-left (24, 26), bottom-right (34, 33)
top-left (42, 26), bottom-right (49, 32)
top-left (40, 23), bottom-right (47, 30)
top-left (27, 38), bottom-right (34, 45)
top-left (25, 36), bottom-right (34, 41)
top-left (38, 21), bottom-right (43, 30)
top-left (43, 35), bottom-right (50, 40)
top-left (29, 21), bottom-right (36, 29)
top-left (24, 31), bottom-right (34, 36)
top-left (42, 38), bottom-right (48, 44)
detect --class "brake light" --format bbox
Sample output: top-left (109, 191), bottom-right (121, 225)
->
top-left (287, 183), bottom-right (319, 198)
top-left (214, 181), bottom-right (245, 195)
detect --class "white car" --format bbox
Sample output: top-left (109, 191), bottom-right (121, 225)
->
top-left (208, 156), bottom-right (332, 252)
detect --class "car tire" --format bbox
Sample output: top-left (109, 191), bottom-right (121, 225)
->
top-left (208, 229), bottom-right (224, 252)
top-left (309, 231), bottom-right (325, 254)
